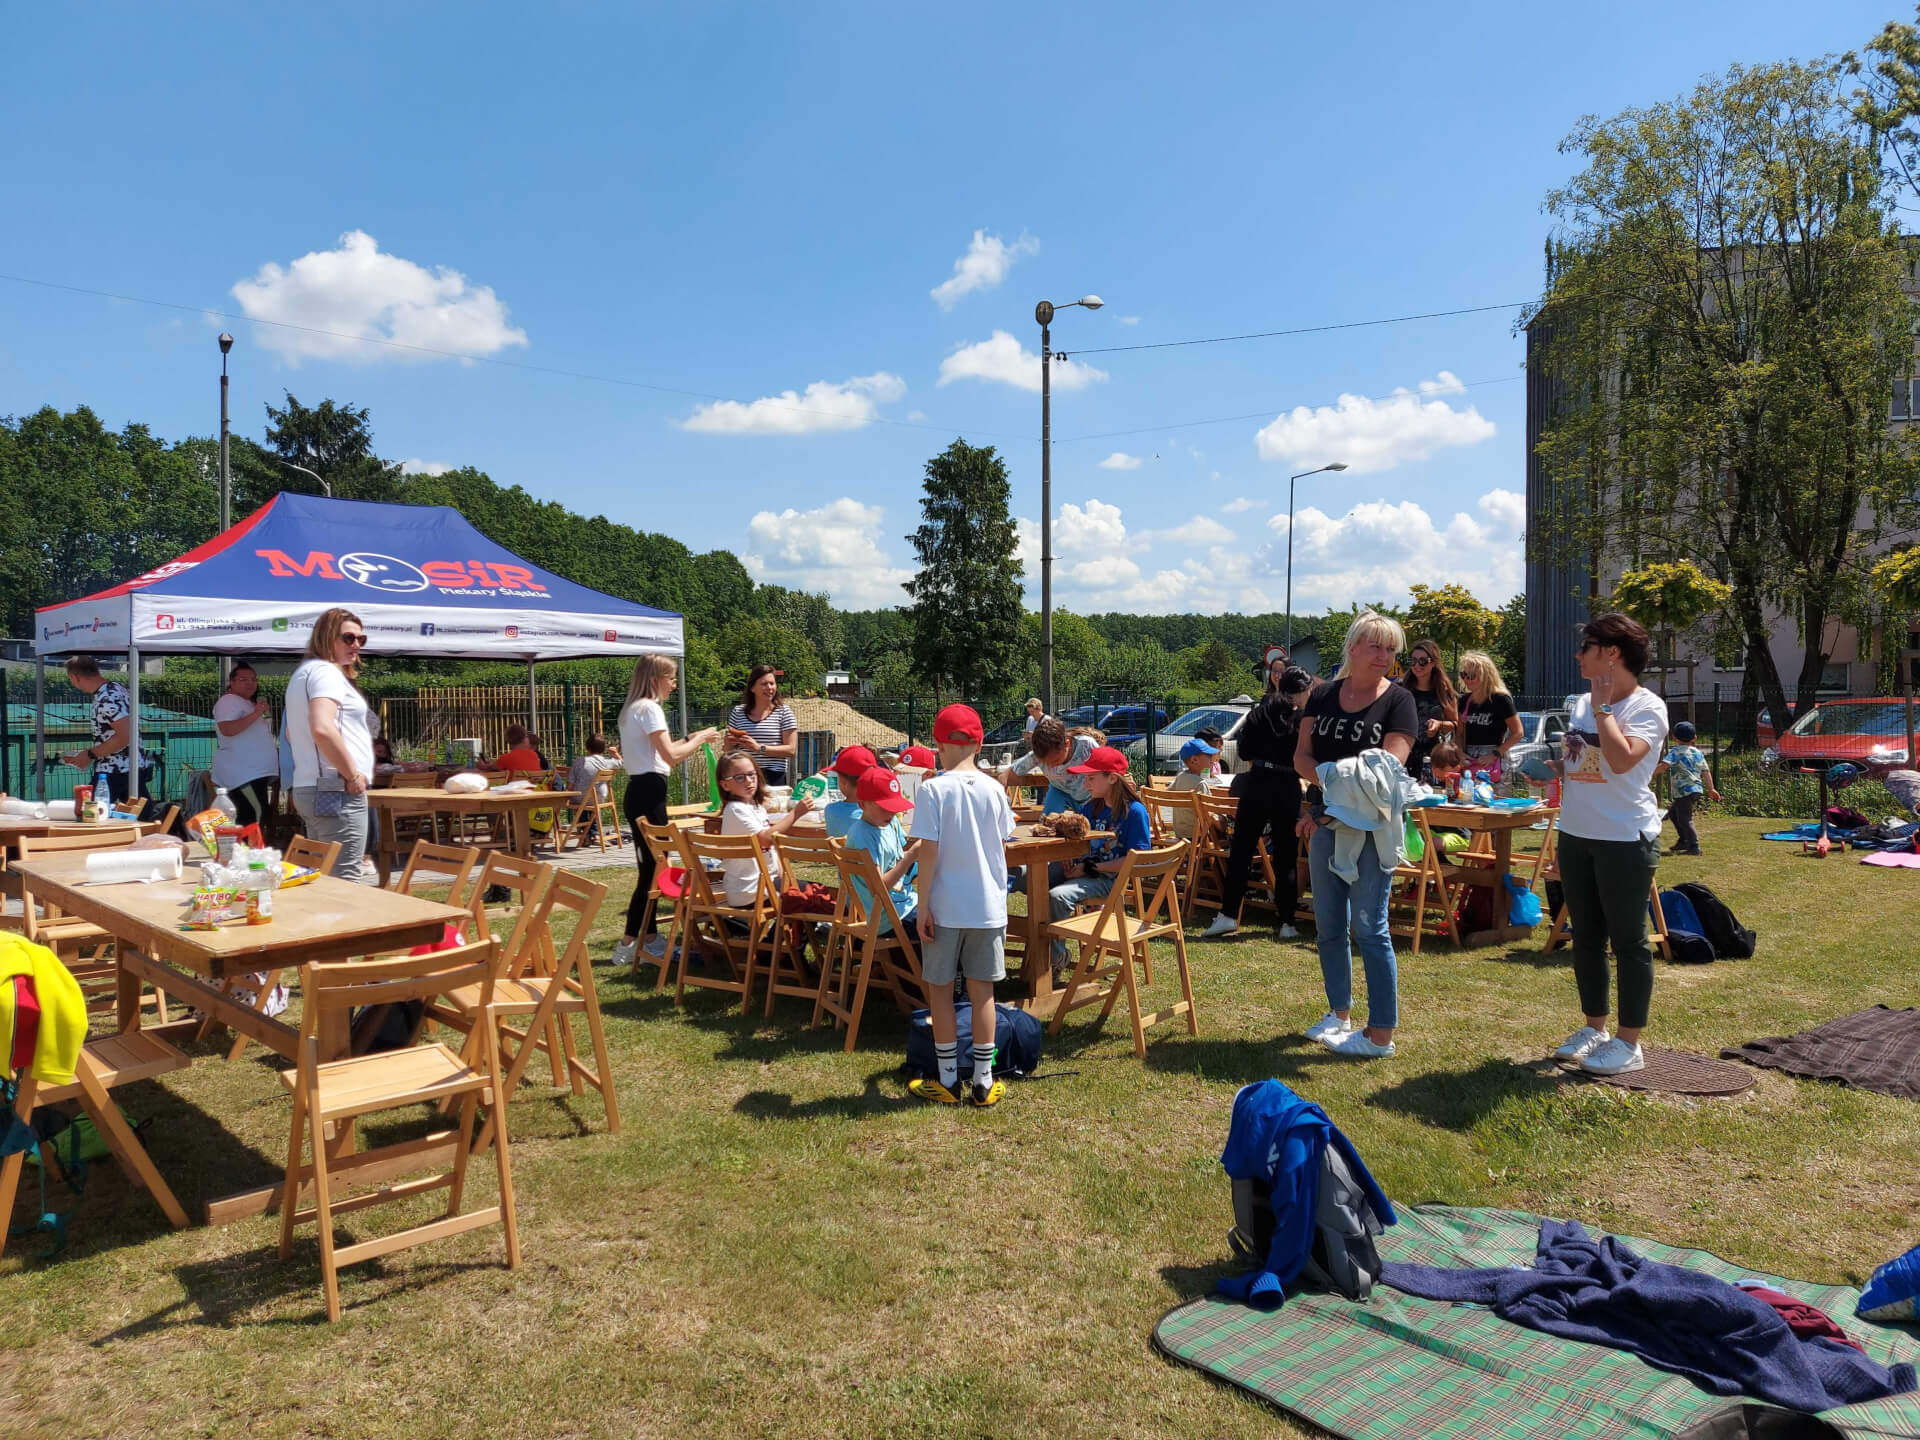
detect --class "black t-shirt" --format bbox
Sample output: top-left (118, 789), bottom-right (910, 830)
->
top-left (1461, 691), bottom-right (1518, 749)
top-left (1398, 677), bottom-right (1450, 770)
top-left (1302, 680), bottom-right (1419, 768)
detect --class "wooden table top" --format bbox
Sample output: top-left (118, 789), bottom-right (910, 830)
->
top-left (12, 854), bottom-right (467, 979)
top-left (0, 814), bottom-right (115, 839)
top-left (1418, 802), bottom-right (1550, 831)
top-left (367, 788), bottom-right (579, 812)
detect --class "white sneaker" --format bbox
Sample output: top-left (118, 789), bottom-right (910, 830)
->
top-left (1202, 913), bottom-right (1240, 938)
top-left (1304, 1011), bottom-right (1353, 1042)
top-left (1580, 1037), bottom-right (1645, 1076)
top-left (642, 934), bottom-right (668, 959)
top-left (1554, 1025), bottom-right (1610, 1062)
top-left (610, 938), bottom-right (638, 968)
top-left (1278, 924), bottom-right (1300, 939)
top-left (1325, 1029), bottom-right (1395, 1059)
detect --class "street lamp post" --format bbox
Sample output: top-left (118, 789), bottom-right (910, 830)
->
top-left (218, 333), bottom-right (234, 686)
top-left (1037, 293), bottom-right (1104, 715)
top-left (273, 456), bottom-right (330, 496)
top-left (1284, 462), bottom-right (1349, 650)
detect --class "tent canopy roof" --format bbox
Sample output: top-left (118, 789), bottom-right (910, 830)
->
top-left (34, 493), bottom-right (684, 661)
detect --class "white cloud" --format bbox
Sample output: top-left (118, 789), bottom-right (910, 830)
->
top-left (1055, 498), bottom-right (1134, 555)
top-left (681, 372), bottom-right (906, 435)
top-left (1145, 516), bottom-right (1236, 547)
top-left (1259, 489), bottom-right (1524, 611)
top-left (905, 409), bottom-right (927, 422)
top-left (741, 498), bottom-right (916, 608)
top-left (399, 459), bottom-right (454, 476)
top-left (1117, 315), bottom-right (1141, 326)
top-left (230, 230), bottom-right (527, 364)
top-left (938, 331), bottom-right (1108, 393)
top-left (1254, 372), bottom-right (1495, 474)
top-left (1014, 516), bottom-right (1041, 574)
top-left (930, 230), bottom-right (1039, 309)
top-left (1097, 451), bottom-right (1144, 470)
top-left (1221, 497), bottom-right (1261, 513)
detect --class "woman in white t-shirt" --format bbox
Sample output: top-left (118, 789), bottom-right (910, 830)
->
top-left (212, 660), bottom-right (279, 828)
top-left (1550, 612), bottom-right (1670, 1079)
top-left (612, 654), bottom-right (723, 969)
top-left (284, 608), bottom-right (378, 883)
top-left (715, 750), bottom-right (816, 906)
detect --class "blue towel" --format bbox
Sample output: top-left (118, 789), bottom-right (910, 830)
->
top-left (1383, 1219), bottom-right (1916, 1413)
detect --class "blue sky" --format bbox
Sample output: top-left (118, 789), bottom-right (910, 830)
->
top-left (1, 1), bottom-right (1900, 616)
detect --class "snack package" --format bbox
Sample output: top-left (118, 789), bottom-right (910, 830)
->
top-left (278, 862), bottom-right (321, 888)
top-left (187, 808), bottom-right (229, 858)
top-left (183, 884), bottom-right (245, 929)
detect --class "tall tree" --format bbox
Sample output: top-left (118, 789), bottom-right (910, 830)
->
top-left (1532, 59), bottom-right (1919, 743)
top-left (1404, 583), bottom-right (1500, 668)
top-left (903, 439), bottom-right (1026, 694)
top-left (1490, 593), bottom-right (1528, 693)
top-left (252, 392), bottom-right (403, 503)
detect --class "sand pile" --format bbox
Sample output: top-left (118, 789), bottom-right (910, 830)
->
top-left (788, 698), bottom-right (908, 750)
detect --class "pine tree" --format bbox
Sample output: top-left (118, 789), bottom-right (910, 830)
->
top-left (903, 439), bottom-right (1026, 696)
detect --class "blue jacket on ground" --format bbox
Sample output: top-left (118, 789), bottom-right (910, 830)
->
top-left (1217, 1080), bottom-right (1395, 1310)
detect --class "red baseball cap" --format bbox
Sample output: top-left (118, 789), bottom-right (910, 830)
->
top-left (855, 765), bottom-right (913, 813)
top-left (898, 744), bottom-right (937, 768)
top-left (831, 744), bottom-right (877, 781)
top-left (1067, 745), bottom-right (1130, 775)
top-left (932, 704), bottom-right (983, 746)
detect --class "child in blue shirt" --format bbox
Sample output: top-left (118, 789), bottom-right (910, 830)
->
top-left (821, 744), bottom-right (879, 839)
top-left (1653, 720), bottom-right (1720, 856)
top-left (841, 765), bottom-right (919, 933)
top-left (1046, 744), bottom-right (1153, 979)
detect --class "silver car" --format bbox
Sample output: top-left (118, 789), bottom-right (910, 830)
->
top-left (1504, 708), bottom-right (1571, 783)
top-left (1125, 699), bottom-right (1255, 775)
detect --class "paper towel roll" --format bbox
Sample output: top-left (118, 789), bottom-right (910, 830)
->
top-left (45, 800), bottom-right (77, 821)
top-left (84, 847), bottom-right (183, 884)
top-left (1, 798), bottom-right (49, 819)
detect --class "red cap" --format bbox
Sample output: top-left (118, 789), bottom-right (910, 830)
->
top-left (831, 744), bottom-right (877, 780)
top-left (1067, 745), bottom-right (1130, 775)
top-left (899, 744), bottom-right (938, 769)
top-left (932, 704), bottom-right (983, 746)
top-left (855, 765), bottom-right (913, 813)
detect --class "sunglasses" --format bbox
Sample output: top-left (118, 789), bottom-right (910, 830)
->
top-left (1410, 654), bottom-right (1434, 666)
top-left (340, 633), bottom-right (368, 648)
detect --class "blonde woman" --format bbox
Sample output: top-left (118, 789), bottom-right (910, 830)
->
top-left (285, 608), bottom-right (375, 882)
top-left (611, 655), bottom-right (722, 968)
top-left (1293, 611), bottom-right (1418, 1058)
top-left (1457, 651), bottom-right (1522, 773)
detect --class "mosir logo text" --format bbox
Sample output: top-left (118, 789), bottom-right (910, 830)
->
top-left (255, 550), bottom-right (552, 600)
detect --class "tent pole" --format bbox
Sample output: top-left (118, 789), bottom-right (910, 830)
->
top-left (527, 660), bottom-right (537, 750)
top-left (127, 646), bottom-right (143, 808)
top-left (677, 655), bottom-right (690, 801)
top-left (34, 657), bottom-right (46, 802)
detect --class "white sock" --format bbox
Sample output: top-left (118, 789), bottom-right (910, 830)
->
top-left (971, 1039), bottom-right (995, 1089)
top-left (935, 1041), bottom-right (959, 1089)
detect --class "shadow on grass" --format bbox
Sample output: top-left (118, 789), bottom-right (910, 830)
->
top-left (1158, 1259), bottom-right (1237, 1301)
top-left (734, 1068), bottom-right (911, 1123)
top-left (1141, 1033), bottom-right (1340, 1086)
top-left (1364, 1056), bottom-right (1567, 1131)
top-left (1475, 941), bottom-right (1574, 971)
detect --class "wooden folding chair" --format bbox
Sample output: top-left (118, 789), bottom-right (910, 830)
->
top-left (285, 833), bottom-right (344, 878)
top-left (276, 936), bottom-right (518, 1322)
top-left (1142, 789), bottom-right (1202, 901)
top-left (557, 768), bottom-right (623, 854)
top-left (676, 828), bottom-right (785, 1013)
top-left (630, 819), bottom-right (693, 986)
top-left (1389, 808), bottom-right (1467, 953)
top-left (1187, 791), bottom-right (1237, 911)
top-left (813, 841), bottom-right (931, 1050)
top-left (1045, 842), bottom-right (1197, 1058)
top-left (1540, 865), bottom-right (1672, 961)
top-left (392, 839), bottom-right (484, 909)
top-left (759, 829), bottom-right (838, 1017)
top-left (199, 832), bottom-right (346, 1061)
top-left (0, 1030), bottom-right (193, 1258)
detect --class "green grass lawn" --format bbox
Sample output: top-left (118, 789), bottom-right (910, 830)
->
top-left (7, 815), bottom-right (1920, 1439)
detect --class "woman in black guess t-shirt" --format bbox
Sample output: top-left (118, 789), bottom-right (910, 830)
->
top-left (1457, 651), bottom-right (1521, 771)
top-left (1292, 612), bottom-right (1417, 1061)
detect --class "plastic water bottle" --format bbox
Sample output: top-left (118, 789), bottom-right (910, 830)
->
top-left (95, 769), bottom-right (115, 820)
top-left (213, 786), bottom-right (238, 823)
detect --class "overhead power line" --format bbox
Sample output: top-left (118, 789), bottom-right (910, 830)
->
top-left (1061, 301), bottom-right (1532, 358)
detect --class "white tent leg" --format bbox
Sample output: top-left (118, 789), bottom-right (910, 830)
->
top-left (677, 660), bottom-right (691, 801)
top-left (127, 646), bottom-right (143, 807)
top-left (34, 657), bottom-right (46, 801)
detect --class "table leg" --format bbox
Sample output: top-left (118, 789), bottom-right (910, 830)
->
top-left (1021, 858), bottom-right (1056, 1013)
top-left (511, 808), bottom-right (529, 858)
top-left (117, 948), bottom-right (143, 1034)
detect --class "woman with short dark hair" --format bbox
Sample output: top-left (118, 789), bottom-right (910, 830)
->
top-left (1204, 660), bottom-right (1315, 940)
top-left (1551, 612), bottom-right (1669, 1077)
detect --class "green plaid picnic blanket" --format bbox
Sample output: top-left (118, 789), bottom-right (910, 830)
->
top-left (1153, 1206), bottom-right (1920, 1440)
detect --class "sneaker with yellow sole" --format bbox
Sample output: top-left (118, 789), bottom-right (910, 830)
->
top-left (908, 1077), bottom-right (963, 1105)
top-left (969, 1079), bottom-right (1006, 1109)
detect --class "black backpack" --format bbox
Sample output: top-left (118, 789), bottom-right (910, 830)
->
top-left (904, 1002), bottom-right (1044, 1080)
top-left (1672, 882), bottom-right (1756, 959)
top-left (1664, 928), bottom-right (1716, 965)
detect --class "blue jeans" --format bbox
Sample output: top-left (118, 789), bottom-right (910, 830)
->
top-left (1049, 869), bottom-right (1116, 964)
top-left (1307, 825), bottom-right (1399, 1029)
top-left (1041, 784), bottom-right (1083, 815)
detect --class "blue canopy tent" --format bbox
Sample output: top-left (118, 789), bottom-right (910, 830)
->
top-left (30, 494), bottom-right (686, 799)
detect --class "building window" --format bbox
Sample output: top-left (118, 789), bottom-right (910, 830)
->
top-left (1895, 378), bottom-right (1915, 421)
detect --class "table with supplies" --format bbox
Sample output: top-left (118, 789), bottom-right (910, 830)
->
top-left (366, 787), bottom-right (580, 883)
top-left (1408, 801), bottom-right (1550, 948)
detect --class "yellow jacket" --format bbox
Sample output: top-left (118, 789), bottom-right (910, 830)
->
top-left (0, 934), bottom-right (87, 1087)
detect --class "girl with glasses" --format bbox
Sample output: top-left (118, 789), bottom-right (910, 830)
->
top-left (284, 607), bottom-right (377, 883)
top-left (1397, 641), bottom-right (1458, 780)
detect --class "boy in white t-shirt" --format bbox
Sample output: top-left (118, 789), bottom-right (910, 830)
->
top-left (907, 704), bottom-right (1016, 1108)
top-left (1167, 736), bottom-right (1221, 841)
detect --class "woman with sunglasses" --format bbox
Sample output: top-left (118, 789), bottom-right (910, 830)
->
top-left (284, 607), bottom-right (378, 883)
top-left (1397, 640), bottom-right (1458, 780)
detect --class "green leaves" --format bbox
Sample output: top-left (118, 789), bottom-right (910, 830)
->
top-left (903, 440), bottom-right (1026, 695)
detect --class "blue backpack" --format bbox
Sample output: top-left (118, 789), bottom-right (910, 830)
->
top-left (1657, 888), bottom-right (1702, 936)
top-left (905, 1002), bottom-right (1044, 1080)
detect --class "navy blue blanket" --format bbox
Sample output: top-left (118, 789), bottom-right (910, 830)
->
top-left (1382, 1219), bottom-right (1915, 1414)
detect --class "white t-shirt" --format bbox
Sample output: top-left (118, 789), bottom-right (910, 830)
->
top-left (720, 800), bottom-right (778, 905)
top-left (619, 699), bottom-right (671, 778)
top-left (211, 692), bottom-right (279, 789)
top-left (907, 767), bottom-right (1015, 929)
top-left (1025, 714), bottom-right (1040, 734)
top-left (284, 660), bottom-right (375, 789)
top-left (1560, 688), bottom-right (1670, 842)
top-left (568, 753), bottom-right (621, 797)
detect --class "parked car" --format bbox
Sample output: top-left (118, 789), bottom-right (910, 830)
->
top-left (1503, 708), bottom-right (1571, 782)
top-left (1762, 698), bottom-right (1920, 769)
top-left (1056, 704), bottom-right (1169, 742)
top-left (981, 715), bottom-right (1031, 746)
top-left (1125, 701), bottom-right (1254, 774)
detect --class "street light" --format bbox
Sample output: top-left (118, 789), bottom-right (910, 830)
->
top-left (1284, 462), bottom-right (1349, 650)
top-left (218, 334), bottom-right (234, 686)
top-left (1037, 294), bottom-right (1104, 715)
top-left (273, 455), bottom-right (330, 496)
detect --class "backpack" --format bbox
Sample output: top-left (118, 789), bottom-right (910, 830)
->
top-left (1455, 882), bottom-right (1495, 935)
top-left (1826, 806), bottom-right (1870, 832)
top-left (1657, 888), bottom-right (1702, 937)
top-left (1672, 881), bottom-right (1756, 959)
top-left (1664, 928), bottom-right (1716, 965)
top-left (1228, 1145), bottom-right (1385, 1301)
top-left (904, 1002), bottom-right (1044, 1080)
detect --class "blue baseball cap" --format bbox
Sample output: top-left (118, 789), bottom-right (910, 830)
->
top-left (1178, 737), bottom-right (1219, 761)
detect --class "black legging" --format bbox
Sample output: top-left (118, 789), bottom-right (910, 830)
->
top-left (624, 771), bottom-right (670, 936)
top-left (1219, 767), bottom-right (1302, 923)
top-left (230, 776), bottom-right (275, 830)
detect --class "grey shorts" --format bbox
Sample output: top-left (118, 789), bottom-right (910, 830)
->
top-left (921, 925), bottom-right (1006, 986)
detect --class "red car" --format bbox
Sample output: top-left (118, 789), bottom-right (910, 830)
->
top-left (1763, 698), bottom-right (1920, 768)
